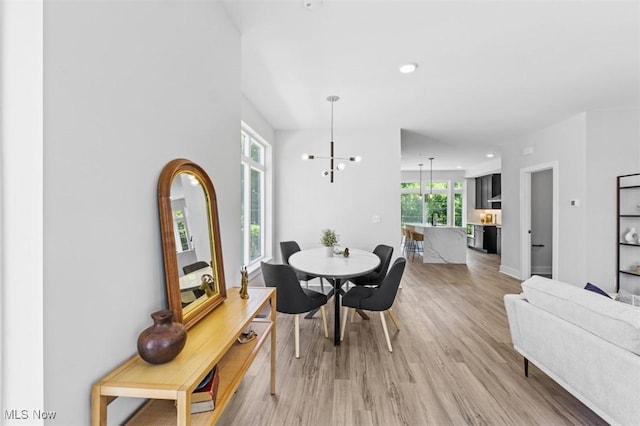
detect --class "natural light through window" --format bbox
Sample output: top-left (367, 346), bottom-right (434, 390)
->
top-left (401, 180), bottom-right (464, 226)
top-left (241, 124), bottom-right (270, 268)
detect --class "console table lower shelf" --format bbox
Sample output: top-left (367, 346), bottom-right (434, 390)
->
top-left (91, 287), bottom-right (276, 426)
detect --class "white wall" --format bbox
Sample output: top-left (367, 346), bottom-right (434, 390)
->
top-left (1, 1), bottom-right (45, 423)
top-left (586, 108), bottom-right (640, 290)
top-left (400, 169), bottom-right (466, 183)
top-left (275, 128), bottom-right (401, 260)
top-left (465, 158), bottom-right (501, 178)
top-left (501, 113), bottom-right (588, 283)
top-left (43, 2), bottom-right (240, 424)
top-left (501, 109), bottom-right (640, 289)
top-left (242, 95), bottom-right (275, 146)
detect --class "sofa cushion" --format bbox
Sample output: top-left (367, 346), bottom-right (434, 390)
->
top-left (522, 275), bottom-right (640, 356)
top-left (616, 289), bottom-right (640, 307)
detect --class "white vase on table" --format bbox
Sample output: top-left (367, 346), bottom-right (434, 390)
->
top-left (624, 227), bottom-right (638, 243)
top-left (325, 246), bottom-right (334, 257)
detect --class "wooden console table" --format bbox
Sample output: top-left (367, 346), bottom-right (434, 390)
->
top-left (91, 287), bottom-right (276, 426)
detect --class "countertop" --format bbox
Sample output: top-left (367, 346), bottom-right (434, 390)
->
top-left (405, 223), bottom-right (465, 229)
top-left (468, 222), bottom-right (502, 228)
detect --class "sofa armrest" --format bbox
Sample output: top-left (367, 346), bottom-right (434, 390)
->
top-left (504, 293), bottom-right (526, 349)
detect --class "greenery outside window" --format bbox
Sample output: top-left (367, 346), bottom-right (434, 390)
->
top-left (427, 181), bottom-right (448, 191)
top-left (241, 124), bottom-right (271, 268)
top-left (401, 179), bottom-right (465, 226)
top-left (173, 208), bottom-right (191, 252)
top-left (401, 194), bottom-right (423, 224)
top-left (454, 193), bottom-right (463, 227)
top-left (401, 182), bottom-right (420, 190)
top-left (425, 194), bottom-right (448, 225)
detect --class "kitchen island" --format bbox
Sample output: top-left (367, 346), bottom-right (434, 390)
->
top-left (405, 223), bottom-right (467, 264)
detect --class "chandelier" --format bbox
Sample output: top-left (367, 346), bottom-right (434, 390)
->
top-left (302, 95), bottom-right (361, 183)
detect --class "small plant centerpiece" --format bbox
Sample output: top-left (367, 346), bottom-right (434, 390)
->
top-left (320, 229), bottom-right (339, 257)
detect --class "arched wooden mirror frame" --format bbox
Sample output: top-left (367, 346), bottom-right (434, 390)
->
top-left (158, 158), bottom-right (227, 329)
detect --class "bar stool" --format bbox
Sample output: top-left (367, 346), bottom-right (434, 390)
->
top-left (409, 230), bottom-right (424, 261)
top-left (402, 228), bottom-right (413, 257)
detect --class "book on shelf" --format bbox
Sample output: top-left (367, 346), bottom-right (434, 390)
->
top-left (189, 365), bottom-right (220, 413)
top-left (190, 399), bottom-right (215, 414)
top-left (178, 393), bottom-right (214, 414)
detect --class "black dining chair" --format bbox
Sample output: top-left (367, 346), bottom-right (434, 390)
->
top-left (181, 261), bottom-right (210, 302)
top-left (340, 258), bottom-right (406, 352)
top-left (183, 261), bottom-right (210, 275)
top-left (260, 261), bottom-right (329, 358)
top-left (346, 244), bottom-right (394, 288)
top-left (280, 241), bottom-right (325, 292)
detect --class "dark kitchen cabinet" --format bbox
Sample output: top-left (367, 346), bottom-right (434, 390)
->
top-left (475, 174), bottom-right (501, 209)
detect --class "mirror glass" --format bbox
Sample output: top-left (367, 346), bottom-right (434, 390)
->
top-left (158, 159), bottom-right (226, 329)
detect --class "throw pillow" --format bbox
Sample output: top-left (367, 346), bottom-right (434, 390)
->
top-left (584, 282), bottom-right (612, 298)
top-left (615, 289), bottom-right (640, 307)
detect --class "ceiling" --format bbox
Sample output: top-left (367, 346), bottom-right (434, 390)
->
top-left (224, 1), bottom-right (639, 171)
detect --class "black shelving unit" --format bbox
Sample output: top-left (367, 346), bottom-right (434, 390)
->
top-left (616, 173), bottom-right (640, 291)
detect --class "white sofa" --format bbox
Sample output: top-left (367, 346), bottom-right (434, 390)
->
top-left (504, 275), bottom-right (640, 426)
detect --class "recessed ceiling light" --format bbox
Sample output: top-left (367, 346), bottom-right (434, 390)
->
top-left (399, 63), bottom-right (418, 74)
top-left (304, 0), bottom-right (322, 8)
top-left (456, 165), bottom-right (462, 169)
top-left (486, 153), bottom-right (495, 158)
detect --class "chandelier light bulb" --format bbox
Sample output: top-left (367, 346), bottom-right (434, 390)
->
top-left (399, 63), bottom-right (418, 74)
top-left (302, 153), bottom-right (315, 160)
top-left (321, 170), bottom-right (330, 177)
top-left (337, 163), bottom-right (346, 171)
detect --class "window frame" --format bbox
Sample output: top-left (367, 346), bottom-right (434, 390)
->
top-left (400, 179), bottom-right (465, 226)
top-left (241, 123), bottom-right (272, 271)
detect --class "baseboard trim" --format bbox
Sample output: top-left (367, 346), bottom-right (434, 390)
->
top-left (500, 265), bottom-right (521, 280)
top-left (531, 266), bottom-right (552, 275)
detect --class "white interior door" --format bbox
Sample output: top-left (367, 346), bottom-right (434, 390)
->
top-left (530, 169), bottom-right (553, 277)
top-left (520, 162), bottom-right (559, 280)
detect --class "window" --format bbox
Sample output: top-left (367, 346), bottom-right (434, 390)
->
top-left (241, 124), bottom-right (271, 269)
top-left (172, 200), bottom-right (192, 252)
top-left (425, 193), bottom-right (448, 225)
top-left (176, 220), bottom-right (189, 251)
top-left (401, 179), bottom-right (465, 226)
top-left (454, 192), bottom-right (463, 227)
top-left (401, 193), bottom-right (423, 224)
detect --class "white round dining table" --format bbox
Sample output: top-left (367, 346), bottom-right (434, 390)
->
top-left (288, 247), bottom-right (380, 345)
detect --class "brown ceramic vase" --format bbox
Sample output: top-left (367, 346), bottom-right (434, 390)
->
top-left (137, 309), bottom-right (187, 364)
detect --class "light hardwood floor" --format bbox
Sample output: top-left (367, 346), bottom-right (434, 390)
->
top-left (217, 250), bottom-right (606, 426)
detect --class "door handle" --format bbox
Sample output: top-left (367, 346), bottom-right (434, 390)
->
top-left (532, 244), bottom-right (544, 247)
